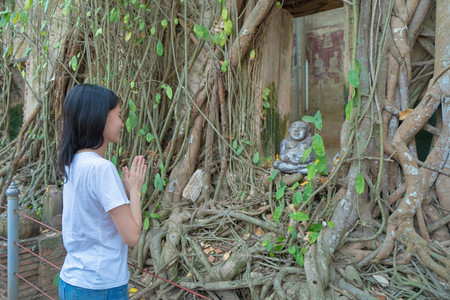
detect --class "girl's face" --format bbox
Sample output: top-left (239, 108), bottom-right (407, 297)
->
top-left (103, 105), bottom-right (124, 144)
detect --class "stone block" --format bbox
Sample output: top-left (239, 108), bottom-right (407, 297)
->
top-left (182, 169), bottom-right (205, 202)
top-left (43, 185), bottom-right (63, 230)
top-left (0, 207), bottom-right (41, 239)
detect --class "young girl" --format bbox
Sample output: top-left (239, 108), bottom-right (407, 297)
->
top-left (57, 84), bottom-right (146, 299)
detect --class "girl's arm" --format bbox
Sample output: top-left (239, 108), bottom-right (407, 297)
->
top-left (110, 156), bottom-right (146, 247)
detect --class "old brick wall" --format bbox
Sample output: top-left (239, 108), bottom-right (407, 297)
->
top-left (0, 232), bottom-right (65, 299)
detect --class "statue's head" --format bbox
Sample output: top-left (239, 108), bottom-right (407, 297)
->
top-left (289, 121), bottom-right (310, 141)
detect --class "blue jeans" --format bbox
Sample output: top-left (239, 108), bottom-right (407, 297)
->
top-left (58, 278), bottom-right (129, 300)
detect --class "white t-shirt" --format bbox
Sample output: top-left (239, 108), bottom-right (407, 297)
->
top-left (60, 152), bottom-right (130, 289)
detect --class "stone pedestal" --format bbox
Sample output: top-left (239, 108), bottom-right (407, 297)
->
top-left (43, 185), bottom-right (62, 230)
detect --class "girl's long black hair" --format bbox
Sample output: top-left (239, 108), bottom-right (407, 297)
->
top-left (57, 84), bottom-right (119, 179)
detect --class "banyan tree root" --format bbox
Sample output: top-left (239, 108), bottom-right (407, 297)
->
top-left (375, 83), bottom-right (450, 281)
top-left (179, 233), bottom-right (300, 299)
top-left (158, 209), bottom-right (191, 280)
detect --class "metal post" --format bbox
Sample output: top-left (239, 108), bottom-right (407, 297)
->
top-left (7, 182), bottom-right (19, 300)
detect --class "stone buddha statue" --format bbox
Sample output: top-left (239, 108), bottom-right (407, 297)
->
top-left (273, 121), bottom-right (315, 174)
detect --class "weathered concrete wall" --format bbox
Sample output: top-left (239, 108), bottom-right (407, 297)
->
top-left (291, 8), bottom-right (346, 157)
top-left (260, 8), bottom-right (294, 156)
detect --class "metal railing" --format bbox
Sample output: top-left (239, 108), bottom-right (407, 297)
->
top-left (1, 181), bottom-right (211, 300)
top-left (1, 182), bottom-right (62, 300)
top-left (6, 182), bottom-right (19, 300)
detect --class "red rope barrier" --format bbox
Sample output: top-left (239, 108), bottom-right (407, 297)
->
top-left (15, 272), bottom-right (55, 300)
top-left (3, 206), bottom-right (212, 299)
top-left (127, 262), bottom-right (212, 300)
top-left (14, 209), bottom-right (62, 234)
top-left (14, 241), bottom-right (61, 271)
top-left (1, 220), bottom-right (58, 299)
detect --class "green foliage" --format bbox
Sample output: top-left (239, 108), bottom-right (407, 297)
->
top-left (218, 31), bottom-right (227, 47)
top-left (267, 169), bottom-right (279, 181)
top-left (355, 173), bottom-right (365, 194)
top-left (53, 273), bottom-right (60, 286)
top-left (156, 41), bottom-right (164, 56)
top-left (224, 19), bottom-right (233, 35)
top-left (308, 232), bottom-right (319, 244)
top-left (293, 191), bottom-right (303, 206)
top-left (141, 183), bottom-right (147, 195)
top-left (262, 237), bottom-right (285, 257)
top-left (308, 223), bottom-right (323, 232)
top-left (250, 49), bottom-right (256, 60)
top-left (212, 33), bottom-right (219, 45)
top-left (126, 99), bottom-right (138, 132)
top-left (289, 211), bottom-right (309, 221)
top-left (69, 55), bottom-right (78, 71)
top-left (242, 139), bottom-right (252, 146)
top-left (193, 24), bottom-right (210, 40)
top-left (345, 60), bottom-right (361, 120)
top-left (262, 240), bottom-right (272, 251)
top-left (262, 87), bottom-right (271, 100)
top-left (154, 173), bottom-right (164, 191)
top-left (124, 13), bottom-right (130, 23)
top-left (345, 101), bottom-right (352, 120)
top-left (275, 184), bottom-right (286, 200)
top-left (0, 12), bottom-right (11, 28)
top-left (302, 111), bottom-right (322, 130)
top-left (138, 125), bottom-right (155, 144)
top-left (347, 69), bottom-right (359, 88)
top-left (232, 138), bottom-right (255, 157)
top-left (146, 133), bottom-right (155, 142)
top-left (125, 31), bottom-right (132, 42)
top-left (161, 84), bottom-right (173, 99)
top-left (252, 151), bottom-right (260, 164)
top-left (24, 0), bottom-right (33, 11)
top-left (273, 205), bottom-right (283, 222)
top-left (307, 164), bottom-right (317, 180)
top-left (312, 134), bottom-right (325, 156)
top-left (221, 60), bottom-right (228, 73)
top-left (236, 146), bottom-right (244, 156)
top-left (315, 155), bottom-right (328, 175)
top-left (221, 8), bottom-right (228, 21)
top-left (288, 245), bottom-right (306, 266)
top-left (302, 147), bottom-right (312, 163)
top-left (8, 104), bottom-right (23, 140)
top-left (110, 7), bottom-right (120, 23)
top-left (143, 216), bottom-right (150, 230)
